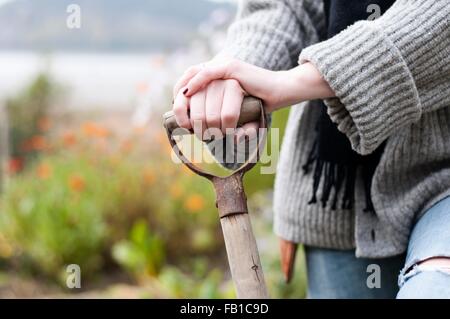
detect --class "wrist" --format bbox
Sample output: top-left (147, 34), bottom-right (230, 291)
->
top-left (271, 62), bottom-right (334, 111)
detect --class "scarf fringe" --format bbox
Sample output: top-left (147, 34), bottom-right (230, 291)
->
top-left (303, 146), bottom-right (374, 212)
top-left (303, 159), bottom-right (357, 210)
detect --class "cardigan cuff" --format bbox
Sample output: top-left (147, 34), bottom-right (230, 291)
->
top-left (299, 21), bottom-right (422, 155)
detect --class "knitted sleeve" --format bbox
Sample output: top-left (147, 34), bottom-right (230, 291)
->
top-left (299, 0), bottom-right (450, 155)
top-left (220, 0), bottom-right (326, 71)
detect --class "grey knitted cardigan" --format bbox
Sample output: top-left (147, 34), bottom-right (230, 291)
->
top-left (221, 0), bottom-right (450, 258)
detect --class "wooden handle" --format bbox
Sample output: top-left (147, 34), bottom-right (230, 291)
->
top-left (220, 214), bottom-right (269, 298)
top-left (213, 174), bottom-right (269, 299)
top-left (163, 96), bottom-right (262, 134)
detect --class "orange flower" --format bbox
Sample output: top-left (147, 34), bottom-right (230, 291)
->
top-left (82, 122), bottom-right (110, 138)
top-left (184, 194), bottom-right (205, 213)
top-left (169, 184), bottom-right (183, 199)
top-left (143, 168), bottom-right (155, 186)
top-left (136, 82), bottom-right (149, 94)
top-left (22, 135), bottom-right (49, 152)
top-left (133, 126), bottom-right (146, 135)
top-left (8, 157), bottom-right (23, 174)
top-left (94, 139), bottom-right (108, 154)
top-left (156, 131), bottom-right (167, 145)
top-left (38, 117), bottom-right (52, 132)
top-left (37, 163), bottom-right (52, 179)
top-left (62, 132), bottom-right (77, 147)
top-left (120, 140), bottom-right (133, 153)
top-left (68, 174), bottom-right (86, 192)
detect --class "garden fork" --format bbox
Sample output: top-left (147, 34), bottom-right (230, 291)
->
top-left (163, 97), bottom-right (298, 297)
top-left (163, 97), bottom-right (268, 298)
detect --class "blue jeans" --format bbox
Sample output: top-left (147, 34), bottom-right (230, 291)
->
top-left (305, 196), bottom-right (450, 299)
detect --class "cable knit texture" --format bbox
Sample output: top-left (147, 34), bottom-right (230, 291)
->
top-left (222, 0), bottom-right (450, 258)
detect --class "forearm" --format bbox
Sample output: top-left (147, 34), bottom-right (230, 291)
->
top-left (271, 63), bottom-right (335, 112)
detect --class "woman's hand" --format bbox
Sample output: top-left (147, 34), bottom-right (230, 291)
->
top-left (173, 77), bottom-right (257, 141)
top-left (172, 57), bottom-right (334, 140)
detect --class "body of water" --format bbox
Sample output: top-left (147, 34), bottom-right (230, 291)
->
top-left (0, 51), bottom-right (170, 111)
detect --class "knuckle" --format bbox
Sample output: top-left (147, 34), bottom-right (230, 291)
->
top-left (226, 79), bottom-right (241, 91)
top-left (209, 79), bottom-right (222, 89)
top-left (190, 113), bottom-right (206, 123)
top-left (221, 112), bottom-right (238, 127)
top-left (186, 65), bottom-right (198, 75)
top-left (173, 104), bottom-right (184, 116)
top-left (173, 100), bottom-right (183, 110)
top-left (245, 126), bottom-right (258, 137)
top-left (173, 114), bottom-right (188, 127)
top-left (174, 114), bottom-right (189, 128)
top-left (192, 120), bottom-right (206, 136)
top-left (226, 59), bottom-right (239, 73)
top-left (173, 108), bottom-right (182, 119)
top-left (206, 113), bottom-right (221, 126)
top-left (179, 120), bottom-right (190, 129)
top-left (201, 68), bottom-right (212, 78)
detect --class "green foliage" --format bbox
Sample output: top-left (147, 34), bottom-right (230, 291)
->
top-left (0, 124), bottom-right (222, 285)
top-left (0, 154), bottom-right (109, 277)
top-left (156, 261), bottom-right (235, 298)
top-left (244, 107), bottom-right (290, 195)
top-left (112, 219), bottom-right (165, 278)
top-left (262, 245), bottom-right (308, 298)
top-left (6, 72), bottom-right (56, 160)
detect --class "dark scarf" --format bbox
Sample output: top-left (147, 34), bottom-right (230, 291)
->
top-left (303, 0), bottom-right (395, 211)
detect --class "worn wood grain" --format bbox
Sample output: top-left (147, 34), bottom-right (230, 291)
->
top-left (220, 213), bottom-right (269, 298)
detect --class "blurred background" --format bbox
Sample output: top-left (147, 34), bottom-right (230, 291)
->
top-left (0, 0), bottom-right (305, 298)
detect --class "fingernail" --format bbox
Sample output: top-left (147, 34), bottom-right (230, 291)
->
top-left (183, 88), bottom-right (188, 95)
